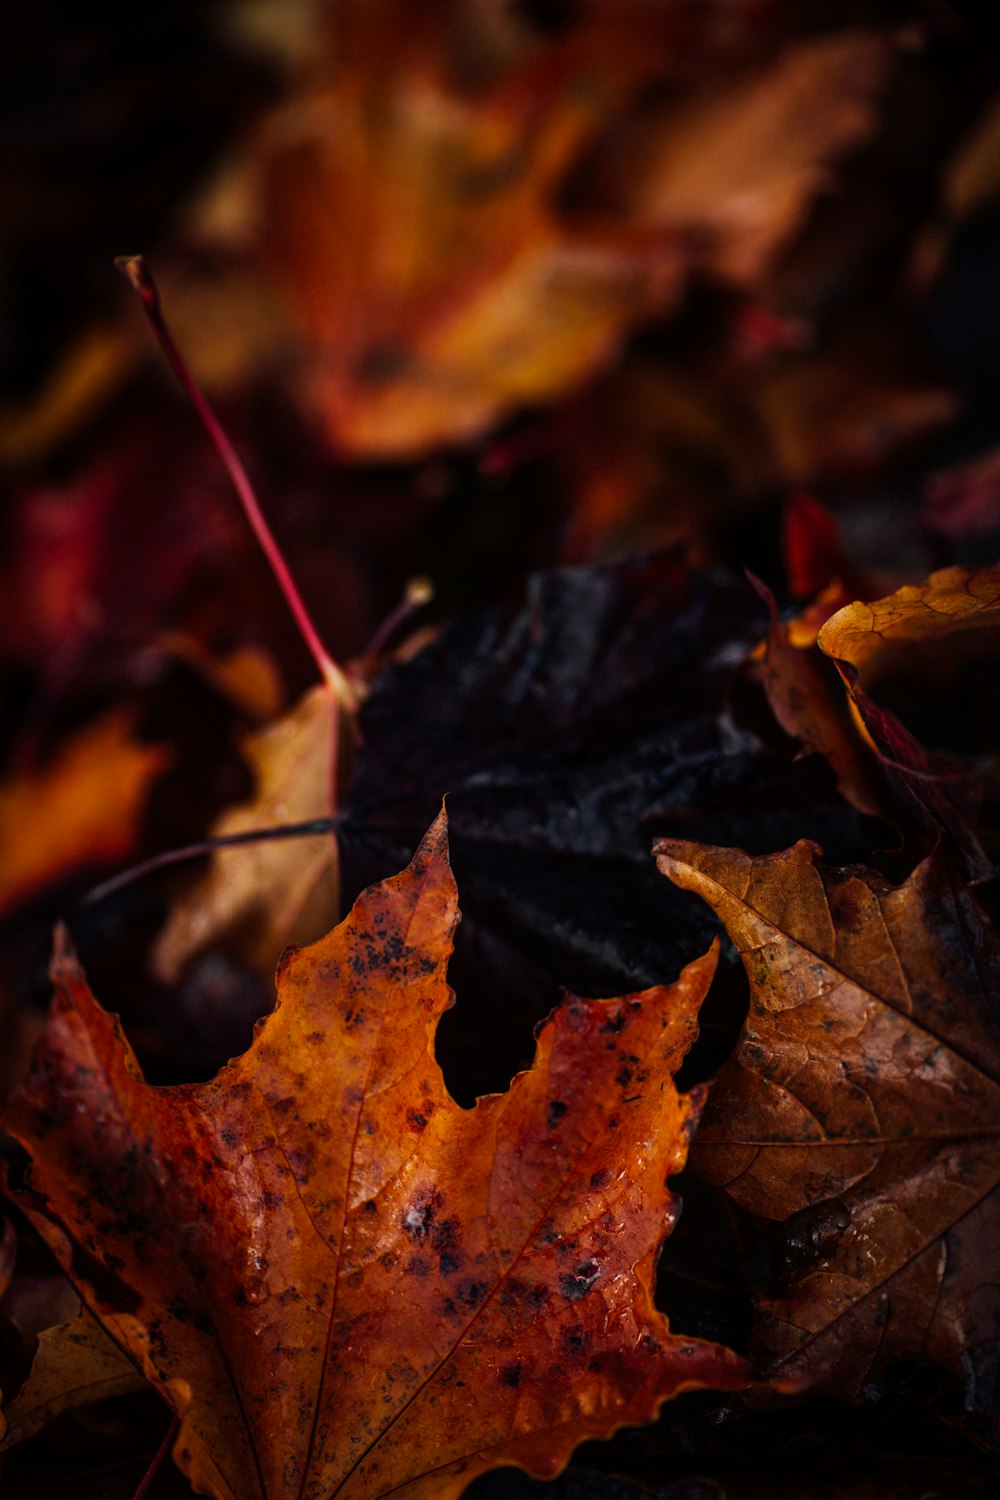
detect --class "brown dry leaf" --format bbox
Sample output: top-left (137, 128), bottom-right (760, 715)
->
top-left (752, 581), bottom-right (887, 822)
top-left (4, 814), bottom-right (746, 1500)
top-left (153, 684), bottom-right (338, 981)
top-left (0, 708), bottom-right (170, 915)
top-left (242, 1), bottom-right (686, 458)
top-left (655, 837), bottom-right (1000, 1409)
top-left (191, 8), bottom-right (894, 460)
top-left (0, 1306), bottom-right (145, 1448)
top-left (818, 561), bottom-right (1000, 682)
top-left (604, 31), bottom-right (891, 286)
top-left (818, 563), bottom-right (1000, 879)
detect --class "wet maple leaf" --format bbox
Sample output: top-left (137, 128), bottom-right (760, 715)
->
top-left (338, 553), bottom-right (868, 1099)
top-left (2, 814), bottom-right (746, 1500)
top-left (655, 837), bottom-right (1000, 1412)
top-left (154, 552), bottom-right (862, 1098)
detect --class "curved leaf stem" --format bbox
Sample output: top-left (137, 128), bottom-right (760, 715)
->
top-left (80, 819), bottom-right (337, 907)
top-left (115, 255), bottom-right (348, 704)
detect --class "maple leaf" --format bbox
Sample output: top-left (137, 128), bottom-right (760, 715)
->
top-left (655, 836), bottom-right (1000, 1412)
top-left (152, 552), bottom-right (862, 1082)
top-left (190, 7), bottom-right (891, 460)
top-left (246, 0), bottom-right (684, 458)
top-left (818, 562), bottom-right (1000, 878)
top-left (338, 553), bottom-right (868, 1098)
top-left (0, 708), bottom-right (170, 916)
top-left (3, 813), bottom-right (747, 1500)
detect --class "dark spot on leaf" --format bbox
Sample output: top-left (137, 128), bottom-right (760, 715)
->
top-left (560, 1259), bottom-right (600, 1301)
top-left (402, 1190), bottom-right (442, 1242)
top-left (562, 1324), bottom-right (586, 1354)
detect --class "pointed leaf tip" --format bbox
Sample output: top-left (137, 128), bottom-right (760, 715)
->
top-left (49, 922), bottom-right (80, 982)
top-left (407, 804), bottom-right (451, 876)
top-left (6, 835), bottom-right (743, 1499)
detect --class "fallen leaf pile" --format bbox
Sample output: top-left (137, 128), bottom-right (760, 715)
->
top-left (4, 3), bottom-right (1000, 1498)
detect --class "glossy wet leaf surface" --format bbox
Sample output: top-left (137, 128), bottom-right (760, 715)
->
top-left (4, 816), bottom-right (746, 1500)
top-left (656, 837), bottom-right (1000, 1411)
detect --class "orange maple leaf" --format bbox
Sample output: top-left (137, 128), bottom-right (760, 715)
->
top-left (2, 813), bottom-right (746, 1500)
